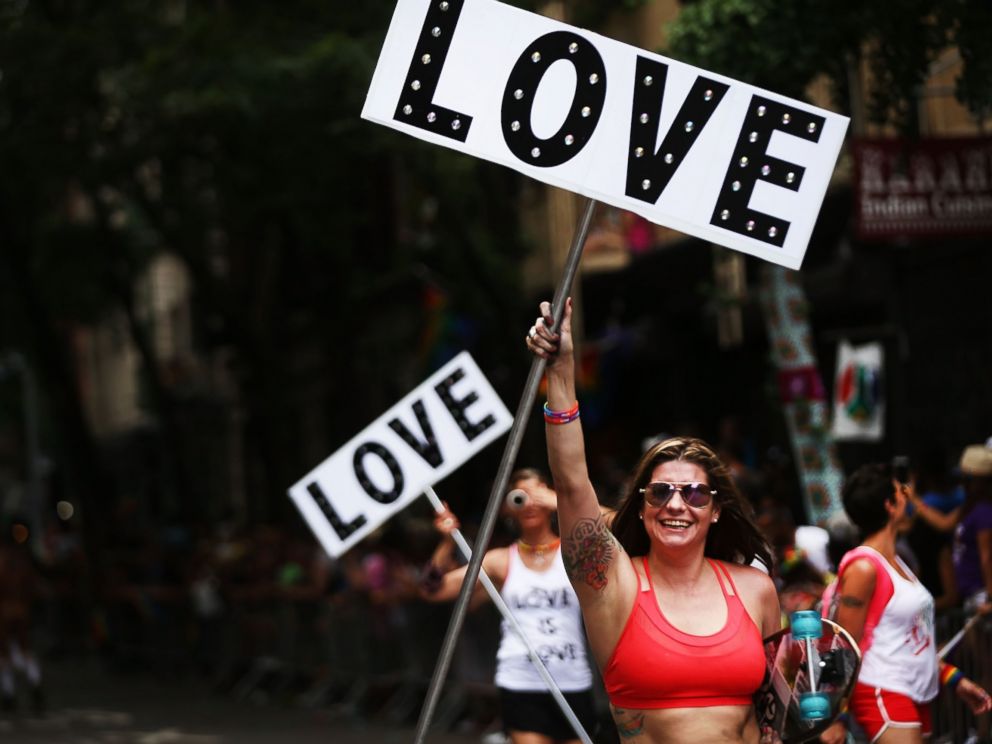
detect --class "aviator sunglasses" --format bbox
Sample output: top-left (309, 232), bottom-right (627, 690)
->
top-left (638, 481), bottom-right (716, 509)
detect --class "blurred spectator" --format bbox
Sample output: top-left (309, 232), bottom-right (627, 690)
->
top-left (40, 517), bottom-right (89, 656)
top-left (188, 537), bottom-right (226, 678)
top-left (359, 525), bottom-right (422, 677)
top-left (824, 509), bottom-right (858, 573)
top-left (758, 444), bottom-right (831, 570)
top-left (952, 442), bottom-right (992, 616)
top-left (755, 497), bottom-right (829, 618)
top-left (0, 514), bottom-right (45, 714)
top-left (715, 415), bottom-right (762, 501)
top-left (905, 446), bottom-right (963, 611)
top-left (777, 548), bottom-right (828, 616)
top-left (908, 440), bottom-right (992, 614)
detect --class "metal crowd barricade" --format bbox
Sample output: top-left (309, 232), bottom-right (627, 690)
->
top-left (101, 584), bottom-right (192, 677)
top-left (60, 543), bottom-right (516, 732)
top-left (239, 582), bottom-right (494, 728)
top-left (932, 607), bottom-right (992, 743)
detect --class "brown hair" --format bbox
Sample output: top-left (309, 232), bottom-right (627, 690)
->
top-left (610, 436), bottom-right (772, 570)
top-left (508, 467), bottom-right (550, 490)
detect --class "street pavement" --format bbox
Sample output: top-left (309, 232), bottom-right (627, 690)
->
top-left (0, 657), bottom-right (494, 744)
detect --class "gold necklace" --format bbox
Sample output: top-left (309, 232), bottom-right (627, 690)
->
top-left (518, 538), bottom-right (560, 566)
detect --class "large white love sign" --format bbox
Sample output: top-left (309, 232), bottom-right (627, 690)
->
top-left (288, 351), bottom-right (512, 558)
top-left (362, 0), bottom-right (849, 270)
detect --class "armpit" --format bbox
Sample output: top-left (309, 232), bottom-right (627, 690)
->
top-left (562, 516), bottom-right (619, 591)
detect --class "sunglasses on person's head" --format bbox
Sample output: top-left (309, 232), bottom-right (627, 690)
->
top-left (638, 482), bottom-right (716, 508)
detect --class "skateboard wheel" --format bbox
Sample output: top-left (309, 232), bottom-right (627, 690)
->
top-left (791, 610), bottom-right (823, 640)
top-left (799, 691), bottom-right (830, 721)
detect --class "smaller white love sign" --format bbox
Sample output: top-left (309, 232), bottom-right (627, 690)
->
top-left (288, 351), bottom-right (512, 557)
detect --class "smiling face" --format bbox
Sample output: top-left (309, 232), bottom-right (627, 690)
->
top-left (640, 460), bottom-right (721, 552)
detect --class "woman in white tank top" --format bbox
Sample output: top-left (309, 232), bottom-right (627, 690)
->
top-left (421, 468), bottom-right (597, 744)
top-left (820, 463), bottom-right (990, 744)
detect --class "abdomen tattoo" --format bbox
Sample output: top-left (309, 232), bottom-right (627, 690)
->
top-left (611, 707), bottom-right (645, 739)
top-left (562, 517), bottom-right (617, 591)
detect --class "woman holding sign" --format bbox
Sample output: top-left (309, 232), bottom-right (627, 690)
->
top-left (526, 298), bottom-right (780, 743)
top-left (421, 468), bottom-right (598, 744)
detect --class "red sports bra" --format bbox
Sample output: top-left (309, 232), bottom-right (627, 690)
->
top-left (603, 557), bottom-right (766, 709)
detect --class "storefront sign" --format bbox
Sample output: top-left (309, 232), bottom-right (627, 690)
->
top-left (854, 137), bottom-right (992, 238)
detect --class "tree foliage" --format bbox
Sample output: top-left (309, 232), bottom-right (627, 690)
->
top-left (0, 0), bottom-right (518, 521)
top-left (0, 0), bottom-right (651, 526)
top-left (667, 0), bottom-right (992, 131)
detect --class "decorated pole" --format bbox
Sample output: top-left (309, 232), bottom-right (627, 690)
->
top-left (422, 486), bottom-right (594, 744)
top-left (759, 266), bottom-right (844, 525)
top-left (414, 197), bottom-right (597, 743)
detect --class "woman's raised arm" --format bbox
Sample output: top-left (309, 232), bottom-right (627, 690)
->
top-left (527, 299), bottom-right (633, 626)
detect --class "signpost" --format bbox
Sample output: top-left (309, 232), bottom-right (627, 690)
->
top-left (853, 137), bottom-right (992, 239)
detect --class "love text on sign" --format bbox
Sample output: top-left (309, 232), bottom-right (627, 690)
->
top-left (362, 0), bottom-right (849, 269)
top-left (289, 351), bottom-right (512, 557)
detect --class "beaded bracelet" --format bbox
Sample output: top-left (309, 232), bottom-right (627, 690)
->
top-left (940, 662), bottom-right (964, 690)
top-left (544, 400), bottom-right (580, 425)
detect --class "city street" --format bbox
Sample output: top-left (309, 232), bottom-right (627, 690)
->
top-left (0, 658), bottom-right (487, 744)
top-left (1, 1), bottom-right (991, 743)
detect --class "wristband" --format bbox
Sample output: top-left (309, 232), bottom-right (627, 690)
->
top-left (940, 663), bottom-right (964, 690)
top-left (544, 400), bottom-right (580, 425)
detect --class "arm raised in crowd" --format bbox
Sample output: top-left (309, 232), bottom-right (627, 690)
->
top-left (526, 298), bottom-right (636, 662)
top-left (418, 504), bottom-right (502, 610)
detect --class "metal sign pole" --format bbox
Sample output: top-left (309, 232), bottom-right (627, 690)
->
top-left (937, 613), bottom-right (982, 661)
top-left (413, 197), bottom-right (597, 743)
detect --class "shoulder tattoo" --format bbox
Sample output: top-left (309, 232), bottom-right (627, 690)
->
top-left (562, 516), bottom-right (618, 591)
top-left (838, 594), bottom-right (866, 608)
top-left (611, 707), bottom-right (645, 739)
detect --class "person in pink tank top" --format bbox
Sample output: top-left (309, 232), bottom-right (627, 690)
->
top-left (527, 298), bottom-right (781, 743)
top-left (820, 463), bottom-right (991, 744)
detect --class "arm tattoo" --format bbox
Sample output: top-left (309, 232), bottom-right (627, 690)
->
top-left (611, 707), bottom-right (645, 739)
top-left (838, 594), bottom-right (866, 608)
top-left (562, 517), bottom-right (618, 591)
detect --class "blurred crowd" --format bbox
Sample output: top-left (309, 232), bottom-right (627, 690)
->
top-left (0, 434), bottom-right (988, 742)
